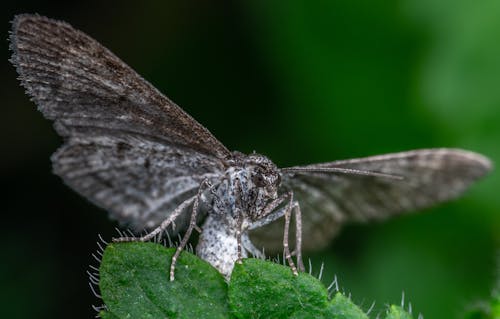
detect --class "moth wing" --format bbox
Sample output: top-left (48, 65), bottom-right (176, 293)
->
top-left (10, 14), bottom-right (229, 230)
top-left (251, 149), bottom-right (491, 252)
top-left (52, 137), bottom-right (224, 231)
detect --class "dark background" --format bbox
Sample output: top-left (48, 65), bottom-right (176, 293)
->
top-left (1, 1), bottom-right (499, 318)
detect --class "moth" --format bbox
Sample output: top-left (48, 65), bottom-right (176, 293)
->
top-left (10, 14), bottom-right (492, 280)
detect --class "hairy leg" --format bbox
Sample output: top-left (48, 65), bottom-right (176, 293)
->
top-left (236, 212), bottom-right (244, 264)
top-left (291, 200), bottom-right (304, 272)
top-left (247, 191), bottom-right (304, 275)
top-left (112, 195), bottom-right (197, 243)
top-left (169, 179), bottom-right (212, 281)
top-left (247, 192), bottom-right (291, 230)
top-left (283, 197), bottom-right (298, 276)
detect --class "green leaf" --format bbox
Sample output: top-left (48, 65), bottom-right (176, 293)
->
top-left (98, 242), bottom-right (421, 319)
top-left (228, 258), bottom-right (367, 319)
top-left (327, 293), bottom-right (369, 319)
top-left (99, 242), bottom-right (230, 319)
top-left (99, 311), bottom-right (120, 319)
top-left (384, 305), bottom-right (413, 319)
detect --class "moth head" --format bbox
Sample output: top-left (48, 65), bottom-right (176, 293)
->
top-left (247, 153), bottom-right (281, 198)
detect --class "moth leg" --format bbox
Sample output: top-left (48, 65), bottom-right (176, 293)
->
top-left (170, 179), bottom-right (212, 281)
top-left (283, 197), bottom-right (298, 276)
top-left (112, 194), bottom-right (197, 243)
top-left (291, 200), bottom-right (305, 272)
top-left (236, 212), bottom-right (244, 264)
top-left (246, 192), bottom-right (291, 230)
top-left (233, 177), bottom-right (245, 264)
top-left (246, 192), bottom-right (304, 273)
top-left (255, 193), bottom-right (290, 220)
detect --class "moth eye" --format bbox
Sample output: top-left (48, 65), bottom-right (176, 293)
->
top-left (252, 173), bottom-right (266, 187)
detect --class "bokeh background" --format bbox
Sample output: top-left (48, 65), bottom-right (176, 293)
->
top-left (1, 1), bottom-right (499, 318)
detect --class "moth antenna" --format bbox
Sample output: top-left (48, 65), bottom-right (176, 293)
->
top-left (282, 167), bottom-right (404, 180)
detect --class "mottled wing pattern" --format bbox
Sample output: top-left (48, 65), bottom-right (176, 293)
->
top-left (53, 136), bottom-right (223, 230)
top-left (252, 149), bottom-right (491, 252)
top-left (10, 14), bottom-right (230, 157)
top-left (10, 14), bottom-right (229, 230)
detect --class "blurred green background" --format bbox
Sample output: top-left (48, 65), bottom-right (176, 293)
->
top-left (1, 1), bottom-right (499, 318)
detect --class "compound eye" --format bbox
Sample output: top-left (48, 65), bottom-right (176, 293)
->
top-left (252, 173), bottom-right (266, 187)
